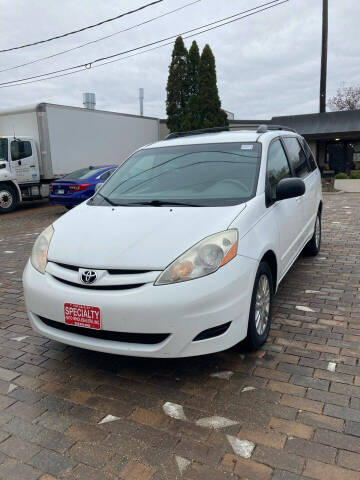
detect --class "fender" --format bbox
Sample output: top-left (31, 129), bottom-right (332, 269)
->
top-left (10, 179), bottom-right (22, 202)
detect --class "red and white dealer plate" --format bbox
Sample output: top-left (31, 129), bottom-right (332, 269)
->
top-left (64, 303), bottom-right (101, 330)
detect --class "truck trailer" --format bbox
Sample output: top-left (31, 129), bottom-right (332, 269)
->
top-left (0, 103), bottom-right (160, 213)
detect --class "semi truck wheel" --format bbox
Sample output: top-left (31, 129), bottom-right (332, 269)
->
top-left (0, 184), bottom-right (18, 214)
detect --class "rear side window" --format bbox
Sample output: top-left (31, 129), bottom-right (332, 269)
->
top-left (299, 138), bottom-right (317, 171)
top-left (11, 140), bottom-right (32, 161)
top-left (98, 169), bottom-right (114, 181)
top-left (62, 167), bottom-right (104, 181)
top-left (283, 137), bottom-right (310, 178)
top-left (267, 139), bottom-right (291, 199)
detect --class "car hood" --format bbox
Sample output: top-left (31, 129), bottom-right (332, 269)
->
top-left (48, 202), bottom-right (246, 270)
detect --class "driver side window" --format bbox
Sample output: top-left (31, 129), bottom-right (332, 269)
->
top-left (266, 140), bottom-right (291, 200)
top-left (11, 141), bottom-right (32, 161)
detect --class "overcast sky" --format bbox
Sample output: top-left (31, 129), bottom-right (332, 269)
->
top-left (1, 0), bottom-right (359, 119)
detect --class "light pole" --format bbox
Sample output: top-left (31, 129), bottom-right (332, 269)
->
top-left (319, 0), bottom-right (328, 113)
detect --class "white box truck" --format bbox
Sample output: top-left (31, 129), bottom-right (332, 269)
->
top-left (0, 103), bottom-right (160, 213)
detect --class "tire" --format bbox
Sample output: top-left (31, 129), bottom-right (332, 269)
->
top-left (0, 184), bottom-right (18, 214)
top-left (304, 211), bottom-right (321, 256)
top-left (246, 262), bottom-right (274, 350)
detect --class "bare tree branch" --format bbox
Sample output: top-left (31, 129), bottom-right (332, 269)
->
top-left (327, 84), bottom-right (360, 111)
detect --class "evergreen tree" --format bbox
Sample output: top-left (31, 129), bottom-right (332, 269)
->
top-left (166, 36), bottom-right (189, 133)
top-left (181, 41), bottom-right (201, 131)
top-left (198, 44), bottom-right (228, 128)
top-left (188, 40), bottom-right (200, 96)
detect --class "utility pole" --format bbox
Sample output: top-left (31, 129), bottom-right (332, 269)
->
top-left (319, 0), bottom-right (328, 113)
top-left (139, 88), bottom-right (144, 116)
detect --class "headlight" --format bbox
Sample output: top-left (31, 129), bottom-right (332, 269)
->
top-left (30, 225), bottom-right (54, 274)
top-left (155, 230), bottom-right (238, 286)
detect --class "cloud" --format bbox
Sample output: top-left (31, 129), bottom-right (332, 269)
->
top-left (0, 0), bottom-right (359, 119)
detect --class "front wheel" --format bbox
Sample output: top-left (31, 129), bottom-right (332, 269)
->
top-left (246, 262), bottom-right (274, 350)
top-left (304, 211), bottom-right (321, 256)
top-left (0, 184), bottom-right (18, 214)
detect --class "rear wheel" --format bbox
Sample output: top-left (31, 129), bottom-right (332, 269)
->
top-left (246, 262), bottom-right (274, 350)
top-left (304, 211), bottom-right (321, 256)
top-left (0, 184), bottom-right (18, 214)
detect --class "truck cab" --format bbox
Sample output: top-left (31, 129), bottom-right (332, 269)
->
top-left (0, 136), bottom-right (42, 213)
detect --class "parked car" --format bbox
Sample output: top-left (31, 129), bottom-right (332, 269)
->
top-left (23, 126), bottom-right (322, 358)
top-left (49, 165), bottom-right (117, 209)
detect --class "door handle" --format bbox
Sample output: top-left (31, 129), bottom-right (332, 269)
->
top-left (30, 165), bottom-right (36, 168)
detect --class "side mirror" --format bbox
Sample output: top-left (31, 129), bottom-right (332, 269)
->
top-left (95, 182), bottom-right (104, 192)
top-left (276, 178), bottom-right (305, 201)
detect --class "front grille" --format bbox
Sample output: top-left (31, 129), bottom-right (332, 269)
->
top-left (193, 322), bottom-right (231, 341)
top-left (55, 263), bottom-right (151, 275)
top-left (107, 269), bottom-right (151, 275)
top-left (52, 276), bottom-right (144, 290)
top-left (39, 316), bottom-right (169, 345)
top-left (56, 262), bottom-right (78, 271)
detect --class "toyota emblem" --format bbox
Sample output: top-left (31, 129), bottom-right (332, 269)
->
top-left (81, 270), bottom-right (97, 285)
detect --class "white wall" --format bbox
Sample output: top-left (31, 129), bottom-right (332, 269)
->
top-left (46, 105), bottom-right (160, 177)
top-left (0, 111), bottom-right (39, 143)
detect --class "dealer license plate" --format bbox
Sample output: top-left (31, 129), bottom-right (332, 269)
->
top-left (64, 303), bottom-right (101, 330)
top-left (57, 189), bottom-right (65, 194)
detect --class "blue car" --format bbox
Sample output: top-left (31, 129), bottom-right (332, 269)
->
top-left (49, 165), bottom-right (117, 209)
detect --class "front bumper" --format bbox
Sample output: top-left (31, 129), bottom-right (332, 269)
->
top-left (22, 256), bottom-right (258, 357)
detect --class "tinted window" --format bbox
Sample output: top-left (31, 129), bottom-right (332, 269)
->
top-left (0, 138), bottom-right (8, 161)
top-left (99, 169), bottom-right (114, 181)
top-left (11, 140), bottom-right (32, 161)
top-left (267, 139), bottom-right (291, 199)
top-left (299, 138), bottom-right (317, 171)
top-left (92, 143), bottom-right (262, 207)
top-left (283, 137), bottom-right (310, 178)
top-left (61, 167), bottom-right (105, 181)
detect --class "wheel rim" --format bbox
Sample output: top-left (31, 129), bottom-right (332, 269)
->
top-left (255, 274), bottom-right (271, 336)
top-left (0, 190), bottom-right (13, 209)
top-left (315, 216), bottom-right (321, 248)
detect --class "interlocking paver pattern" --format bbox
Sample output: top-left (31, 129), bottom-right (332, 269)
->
top-left (0, 194), bottom-right (359, 479)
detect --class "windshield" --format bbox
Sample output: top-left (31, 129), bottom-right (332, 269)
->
top-left (61, 167), bottom-right (106, 181)
top-left (0, 138), bottom-right (8, 162)
top-left (91, 142), bottom-right (261, 207)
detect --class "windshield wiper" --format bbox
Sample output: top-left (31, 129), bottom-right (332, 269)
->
top-left (126, 200), bottom-right (201, 207)
top-left (96, 192), bottom-right (118, 206)
top-left (94, 195), bottom-right (200, 207)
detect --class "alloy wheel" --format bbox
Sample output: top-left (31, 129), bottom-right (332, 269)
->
top-left (255, 274), bottom-right (270, 336)
top-left (315, 216), bottom-right (321, 249)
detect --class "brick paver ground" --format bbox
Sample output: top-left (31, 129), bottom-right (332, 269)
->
top-left (0, 193), bottom-right (359, 479)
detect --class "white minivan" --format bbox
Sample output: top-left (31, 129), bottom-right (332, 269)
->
top-left (23, 126), bottom-right (322, 357)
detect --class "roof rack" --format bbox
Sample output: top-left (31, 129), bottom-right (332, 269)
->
top-left (257, 124), bottom-right (297, 134)
top-left (165, 126), bottom-right (229, 140)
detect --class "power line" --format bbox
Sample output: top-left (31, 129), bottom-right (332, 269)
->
top-left (0, 0), bottom-right (163, 53)
top-left (0, 0), bottom-right (284, 86)
top-left (0, 0), bottom-right (201, 73)
top-left (0, 0), bottom-right (289, 89)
